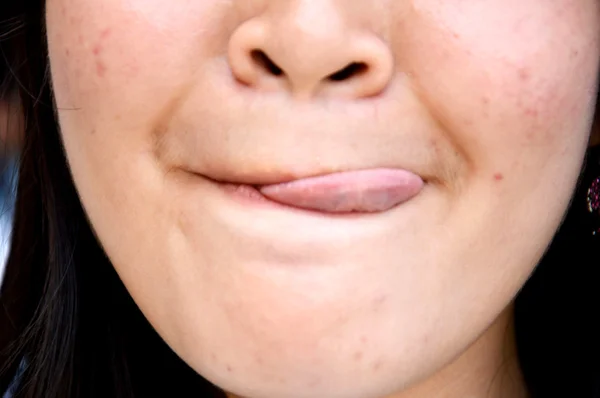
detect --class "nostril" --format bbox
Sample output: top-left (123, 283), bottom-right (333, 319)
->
top-left (327, 62), bottom-right (368, 82)
top-left (250, 49), bottom-right (284, 77)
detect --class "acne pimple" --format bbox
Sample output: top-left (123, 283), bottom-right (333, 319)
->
top-left (96, 61), bottom-right (107, 77)
top-left (93, 29), bottom-right (112, 77)
top-left (493, 173), bottom-right (504, 181)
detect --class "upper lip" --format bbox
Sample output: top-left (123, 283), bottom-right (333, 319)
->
top-left (191, 164), bottom-right (428, 187)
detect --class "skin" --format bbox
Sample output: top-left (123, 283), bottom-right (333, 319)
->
top-left (46, 1), bottom-right (600, 397)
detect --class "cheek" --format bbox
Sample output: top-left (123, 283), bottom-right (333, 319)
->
top-left (46, 0), bottom-right (230, 125)
top-left (402, 0), bottom-right (599, 174)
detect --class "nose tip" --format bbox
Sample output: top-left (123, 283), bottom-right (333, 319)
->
top-left (227, 17), bottom-right (394, 100)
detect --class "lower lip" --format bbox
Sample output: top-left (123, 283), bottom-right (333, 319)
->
top-left (215, 173), bottom-right (423, 216)
top-left (217, 182), bottom-right (304, 211)
top-left (219, 183), bottom-right (271, 203)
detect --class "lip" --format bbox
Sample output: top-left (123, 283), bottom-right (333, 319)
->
top-left (217, 181), bottom-right (292, 209)
top-left (192, 164), bottom-right (427, 186)
top-left (202, 168), bottom-right (425, 215)
top-left (216, 181), bottom-right (373, 217)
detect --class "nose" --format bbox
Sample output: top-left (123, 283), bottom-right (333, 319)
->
top-left (227, 3), bottom-right (394, 100)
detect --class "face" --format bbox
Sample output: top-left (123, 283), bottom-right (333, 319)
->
top-left (46, 1), bottom-right (600, 397)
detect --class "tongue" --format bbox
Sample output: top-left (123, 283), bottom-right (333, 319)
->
top-left (258, 168), bottom-right (423, 213)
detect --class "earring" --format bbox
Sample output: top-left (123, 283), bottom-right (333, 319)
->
top-left (586, 147), bottom-right (600, 236)
top-left (588, 177), bottom-right (600, 235)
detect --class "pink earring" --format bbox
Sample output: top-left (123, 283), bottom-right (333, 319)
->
top-left (587, 176), bottom-right (600, 235)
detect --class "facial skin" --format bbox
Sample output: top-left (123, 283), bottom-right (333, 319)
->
top-left (46, 1), bottom-right (600, 397)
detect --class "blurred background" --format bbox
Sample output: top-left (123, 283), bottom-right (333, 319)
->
top-left (0, 61), bottom-right (22, 286)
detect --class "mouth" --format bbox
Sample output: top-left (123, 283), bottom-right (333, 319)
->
top-left (209, 168), bottom-right (424, 214)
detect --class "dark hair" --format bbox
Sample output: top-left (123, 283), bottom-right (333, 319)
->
top-left (0, 2), bottom-right (599, 397)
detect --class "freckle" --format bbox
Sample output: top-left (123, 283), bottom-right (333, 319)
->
top-left (360, 335), bottom-right (368, 344)
top-left (353, 351), bottom-right (363, 362)
top-left (90, 128), bottom-right (96, 135)
top-left (226, 364), bottom-right (233, 373)
top-left (65, 49), bottom-right (70, 57)
top-left (210, 352), bottom-right (217, 361)
top-left (482, 96), bottom-right (490, 105)
top-left (494, 173), bottom-right (504, 181)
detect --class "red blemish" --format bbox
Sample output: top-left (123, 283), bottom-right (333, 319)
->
top-left (96, 61), bottom-right (107, 77)
top-left (518, 68), bottom-right (531, 81)
top-left (493, 173), bottom-right (504, 181)
top-left (92, 29), bottom-right (111, 77)
top-left (524, 107), bottom-right (539, 118)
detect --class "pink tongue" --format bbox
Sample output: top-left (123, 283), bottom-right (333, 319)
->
top-left (258, 168), bottom-right (424, 213)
